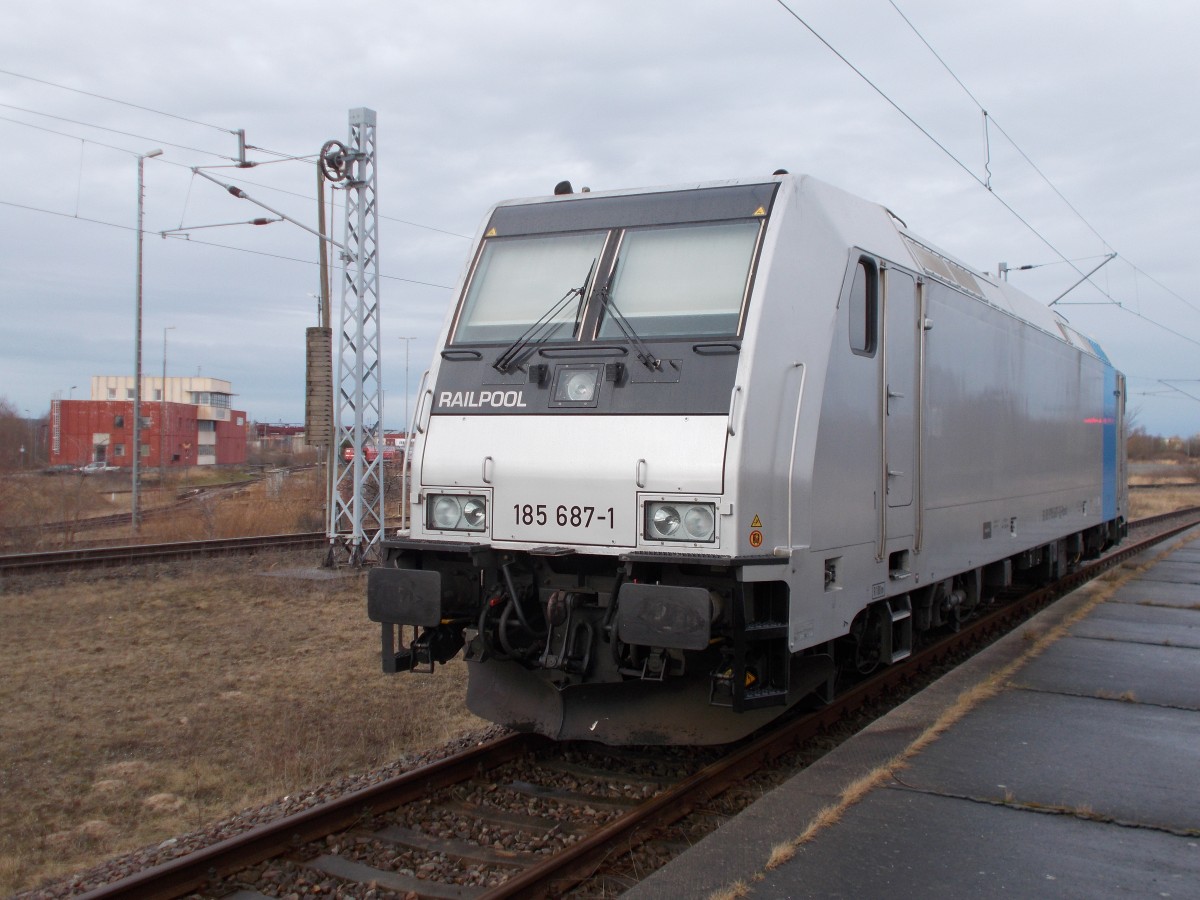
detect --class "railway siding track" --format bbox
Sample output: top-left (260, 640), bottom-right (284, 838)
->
top-left (0, 532), bottom-right (329, 575)
top-left (60, 508), bottom-right (1200, 899)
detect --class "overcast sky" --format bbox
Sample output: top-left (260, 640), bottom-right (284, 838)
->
top-left (2, 1), bottom-right (1198, 437)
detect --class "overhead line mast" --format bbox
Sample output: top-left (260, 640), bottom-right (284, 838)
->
top-left (324, 108), bottom-right (384, 565)
top-left (177, 108), bottom-right (384, 565)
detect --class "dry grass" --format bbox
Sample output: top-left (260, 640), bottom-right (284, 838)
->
top-left (0, 475), bottom-right (124, 550)
top-left (138, 470), bottom-right (325, 543)
top-left (0, 555), bottom-right (486, 894)
top-left (0, 467), bottom-right (331, 552)
top-left (707, 880), bottom-right (752, 900)
top-left (1128, 483), bottom-right (1200, 519)
top-left (1128, 461), bottom-right (1200, 486)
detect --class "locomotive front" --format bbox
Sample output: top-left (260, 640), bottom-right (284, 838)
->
top-left (368, 179), bottom-right (814, 744)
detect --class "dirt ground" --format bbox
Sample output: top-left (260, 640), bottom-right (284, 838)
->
top-left (0, 553), bottom-right (486, 894)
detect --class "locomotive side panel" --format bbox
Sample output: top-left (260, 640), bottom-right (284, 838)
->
top-left (918, 279), bottom-right (1112, 581)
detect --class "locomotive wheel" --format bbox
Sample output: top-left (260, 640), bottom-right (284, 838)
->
top-left (848, 604), bottom-right (887, 674)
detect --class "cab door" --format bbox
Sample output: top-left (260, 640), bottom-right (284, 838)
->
top-left (883, 268), bottom-right (918, 541)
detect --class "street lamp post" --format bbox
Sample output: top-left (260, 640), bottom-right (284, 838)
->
top-left (132, 148), bottom-right (163, 532)
top-left (398, 336), bottom-right (416, 434)
top-left (161, 325), bottom-right (175, 482)
top-left (398, 336), bottom-right (416, 526)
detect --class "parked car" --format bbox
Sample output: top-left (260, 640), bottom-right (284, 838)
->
top-left (41, 464), bottom-right (79, 475)
top-left (80, 461), bottom-right (120, 474)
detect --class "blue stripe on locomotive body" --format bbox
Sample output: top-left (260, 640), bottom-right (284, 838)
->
top-left (369, 173), bottom-right (1128, 745)
top-left (1083, 337), bottom-right (1119, 522)
top-left (1102, 364), bottom-right (1119, 522)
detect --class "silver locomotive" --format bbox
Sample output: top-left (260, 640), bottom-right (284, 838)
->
top-left (368, 173), bottom-right (1126, 744)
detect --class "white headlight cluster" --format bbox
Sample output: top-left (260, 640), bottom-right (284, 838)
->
top-left (428, 494), bottom-right (487, 532)
top-left (644, 500), bottom-right (716, 543)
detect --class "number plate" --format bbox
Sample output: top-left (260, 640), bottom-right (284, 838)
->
top-left (513, 502), bottom-right (614, 529)
top-left (493, 494), bottom-right (633, 547)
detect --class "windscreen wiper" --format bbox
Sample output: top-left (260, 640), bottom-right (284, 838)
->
top-left (597, 258), bottom-right (661, 371)
top-left (492, 259), bottom-right (597, 373)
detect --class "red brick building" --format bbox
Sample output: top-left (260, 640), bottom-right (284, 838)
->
top-left (49, 376), bottom-right (248, 469)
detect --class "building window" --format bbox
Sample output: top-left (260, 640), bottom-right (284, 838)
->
top-left (849, 257), bottom-right (879, 356)
top-left (198, 420), bottom-right (216, 432)
top-left (114, 415), bottom-right (124, 428)
top-left (107, 388), bottom-right (116, 399)
top-left (126, 388), bottom-right (135, 400)
top-left (189, 391), bottom-right (231, 407)
top-left (154, 389), bottom-right (162, 401)
top-left (114, 444), bottom-right (125, 457)
top-left (141, 444), bottom-right (151, 457)
top-left (236, 416), bottom-right (244, 426)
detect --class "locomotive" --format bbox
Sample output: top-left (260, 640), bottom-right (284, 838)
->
top-left (367, 172), bottom-right (1126, 745)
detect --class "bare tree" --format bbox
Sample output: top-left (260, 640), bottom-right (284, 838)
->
top-left (0, 397), bottom-right (27, 471)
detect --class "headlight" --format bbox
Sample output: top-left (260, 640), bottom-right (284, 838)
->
top-left (427, 493), bottom-right (487, 532)
top-left (551, 365), bottom-right (602, 407)
top-left (651, 505), bottom-right (680, 536)
top-left (644, 500), bottom-right (716, 543)
top-left (461, 497), bottom-right (486, 529)
top-left (682, 504), bottom-right (715, 540)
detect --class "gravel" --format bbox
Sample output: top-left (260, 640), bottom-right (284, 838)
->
top-left (18, 726), bottom-right (509, 899)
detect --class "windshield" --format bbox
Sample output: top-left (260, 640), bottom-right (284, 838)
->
top-left (597, 221), bottom-right (760, 339)
top-left (454, 231), bottom-right (607, 344)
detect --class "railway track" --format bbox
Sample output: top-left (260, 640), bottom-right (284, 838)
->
top-left (0, 532), bottom-right (330, 575)
top-left (67, 507), bottom-right (1200, 900)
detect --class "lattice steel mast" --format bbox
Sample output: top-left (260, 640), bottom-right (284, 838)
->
top-left (326, 108), bottom-right (384, 565)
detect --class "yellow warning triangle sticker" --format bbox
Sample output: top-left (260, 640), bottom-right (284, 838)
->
top-left (753, 207), bottom-right (766, 216)
top-left (485, 227), bottom-right (498, 237)
top-left (750, 515), bottom-right (762, 528)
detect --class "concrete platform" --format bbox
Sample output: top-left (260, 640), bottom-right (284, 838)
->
top-left (628, 528), bottom-right (1200, 899)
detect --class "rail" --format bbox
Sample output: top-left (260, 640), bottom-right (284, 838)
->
top-left (0, 532), bottom-right (330, 575)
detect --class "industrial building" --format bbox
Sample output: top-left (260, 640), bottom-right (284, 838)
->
top-left (48, 376), bottom-right (248, 469)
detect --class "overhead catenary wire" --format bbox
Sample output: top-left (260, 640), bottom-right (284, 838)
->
top-left (0, 113), bottom-right (162, 159)
top-left (0, 67), bottom-right (236, 134)
top-left (884, 1), bottom-right (1200, 320)
top-left (0, 110), bottom-right (471, 241)
top-left (0, 198), bottom-right (453, 290)
top-left (1, 67), bottom-right (321, 165)
top-left (769, 0), bottom-right (1086, 283)
top-left (770, 0), bottom-right (1200, 331)
top-left (1124, 380), bottom-right (1200, 409)
top-left (0, 102), bottom-right (235, 160)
